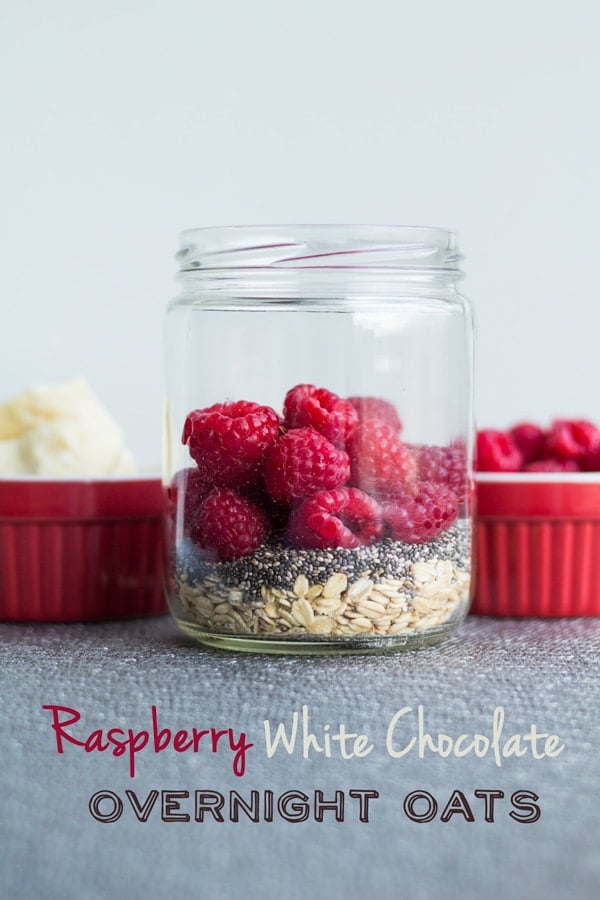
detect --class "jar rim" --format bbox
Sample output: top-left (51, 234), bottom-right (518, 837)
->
top-left (177, 224), bottom-right (462, 272)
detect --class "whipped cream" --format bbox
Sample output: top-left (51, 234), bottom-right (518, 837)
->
top-left (0, 379), bottom-right (136, 476)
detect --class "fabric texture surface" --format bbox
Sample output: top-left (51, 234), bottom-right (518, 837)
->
top-left (1, 616), bottom-right (599, 900)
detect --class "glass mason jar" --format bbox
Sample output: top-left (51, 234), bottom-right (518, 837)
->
top-left (164, 225), bottom-right (474, 654)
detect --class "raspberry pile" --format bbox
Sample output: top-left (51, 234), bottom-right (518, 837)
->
top-left (178, 385), bottom-right (465, 560)
top-left (476, 419), bottom-right (600, 472)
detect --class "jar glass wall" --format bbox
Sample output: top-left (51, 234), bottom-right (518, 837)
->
top-left (164, 226), bottom-right (474, 654)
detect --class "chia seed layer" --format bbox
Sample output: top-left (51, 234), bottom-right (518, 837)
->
top-left (175, 519), bottom-right (471, 604)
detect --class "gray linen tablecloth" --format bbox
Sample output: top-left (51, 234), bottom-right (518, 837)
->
top-left (1, 615), bottom-right (599, 900)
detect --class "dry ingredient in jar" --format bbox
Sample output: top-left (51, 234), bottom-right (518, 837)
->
top-left (169, 383), bottom-right (471, 641)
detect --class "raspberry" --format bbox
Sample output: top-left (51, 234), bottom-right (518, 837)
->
top-left (263, 427), bottom-right (350, 504)
top-left (509, 423), bottom-right (546, 464)
top-left (182, 400), bottom-right (280, 490)
top-left (411, 442), bottom-right (467, 498)
top-left (287, 487), bottom-right (383, 550)
top-left (524, 459), bottom-right (580, 472)
top-left (382, 482), bottom-right (458, 544)
top-left (191, 487), bottom-right (269, 561)
top-left (581, 447), bottom-right (600, 472)
top-left (170, 466), bottom-right (213, 532)
top-left (283, 384), bottom-right (358, 448)
top-left (348, 421), bottom-right (417, 499)
top-left (545, 419), bottom-right (600, 464)
top-left (347, 396), bottom-right (402, 432)
top-left (242, 478), bottom-right (291, 533)
top-left (476, 430), bottom-right (523, 472)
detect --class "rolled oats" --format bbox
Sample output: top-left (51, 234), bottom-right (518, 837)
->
top-left (173, 531), bottom-right (470, 641)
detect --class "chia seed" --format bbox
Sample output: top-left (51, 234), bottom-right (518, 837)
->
top-left (176, 519), bottom-right (471, 604)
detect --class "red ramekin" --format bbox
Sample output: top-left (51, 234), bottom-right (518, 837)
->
top-left (473, 473), bottom-right (600, 617)
top-left (0, 476), bottom-right (168, 622)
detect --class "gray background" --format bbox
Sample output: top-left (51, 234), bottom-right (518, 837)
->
top-left (2, 615), bottom-right (599, 900)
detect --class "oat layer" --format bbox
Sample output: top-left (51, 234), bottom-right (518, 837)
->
top-left (170, 522), bottom-right (471, 640)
